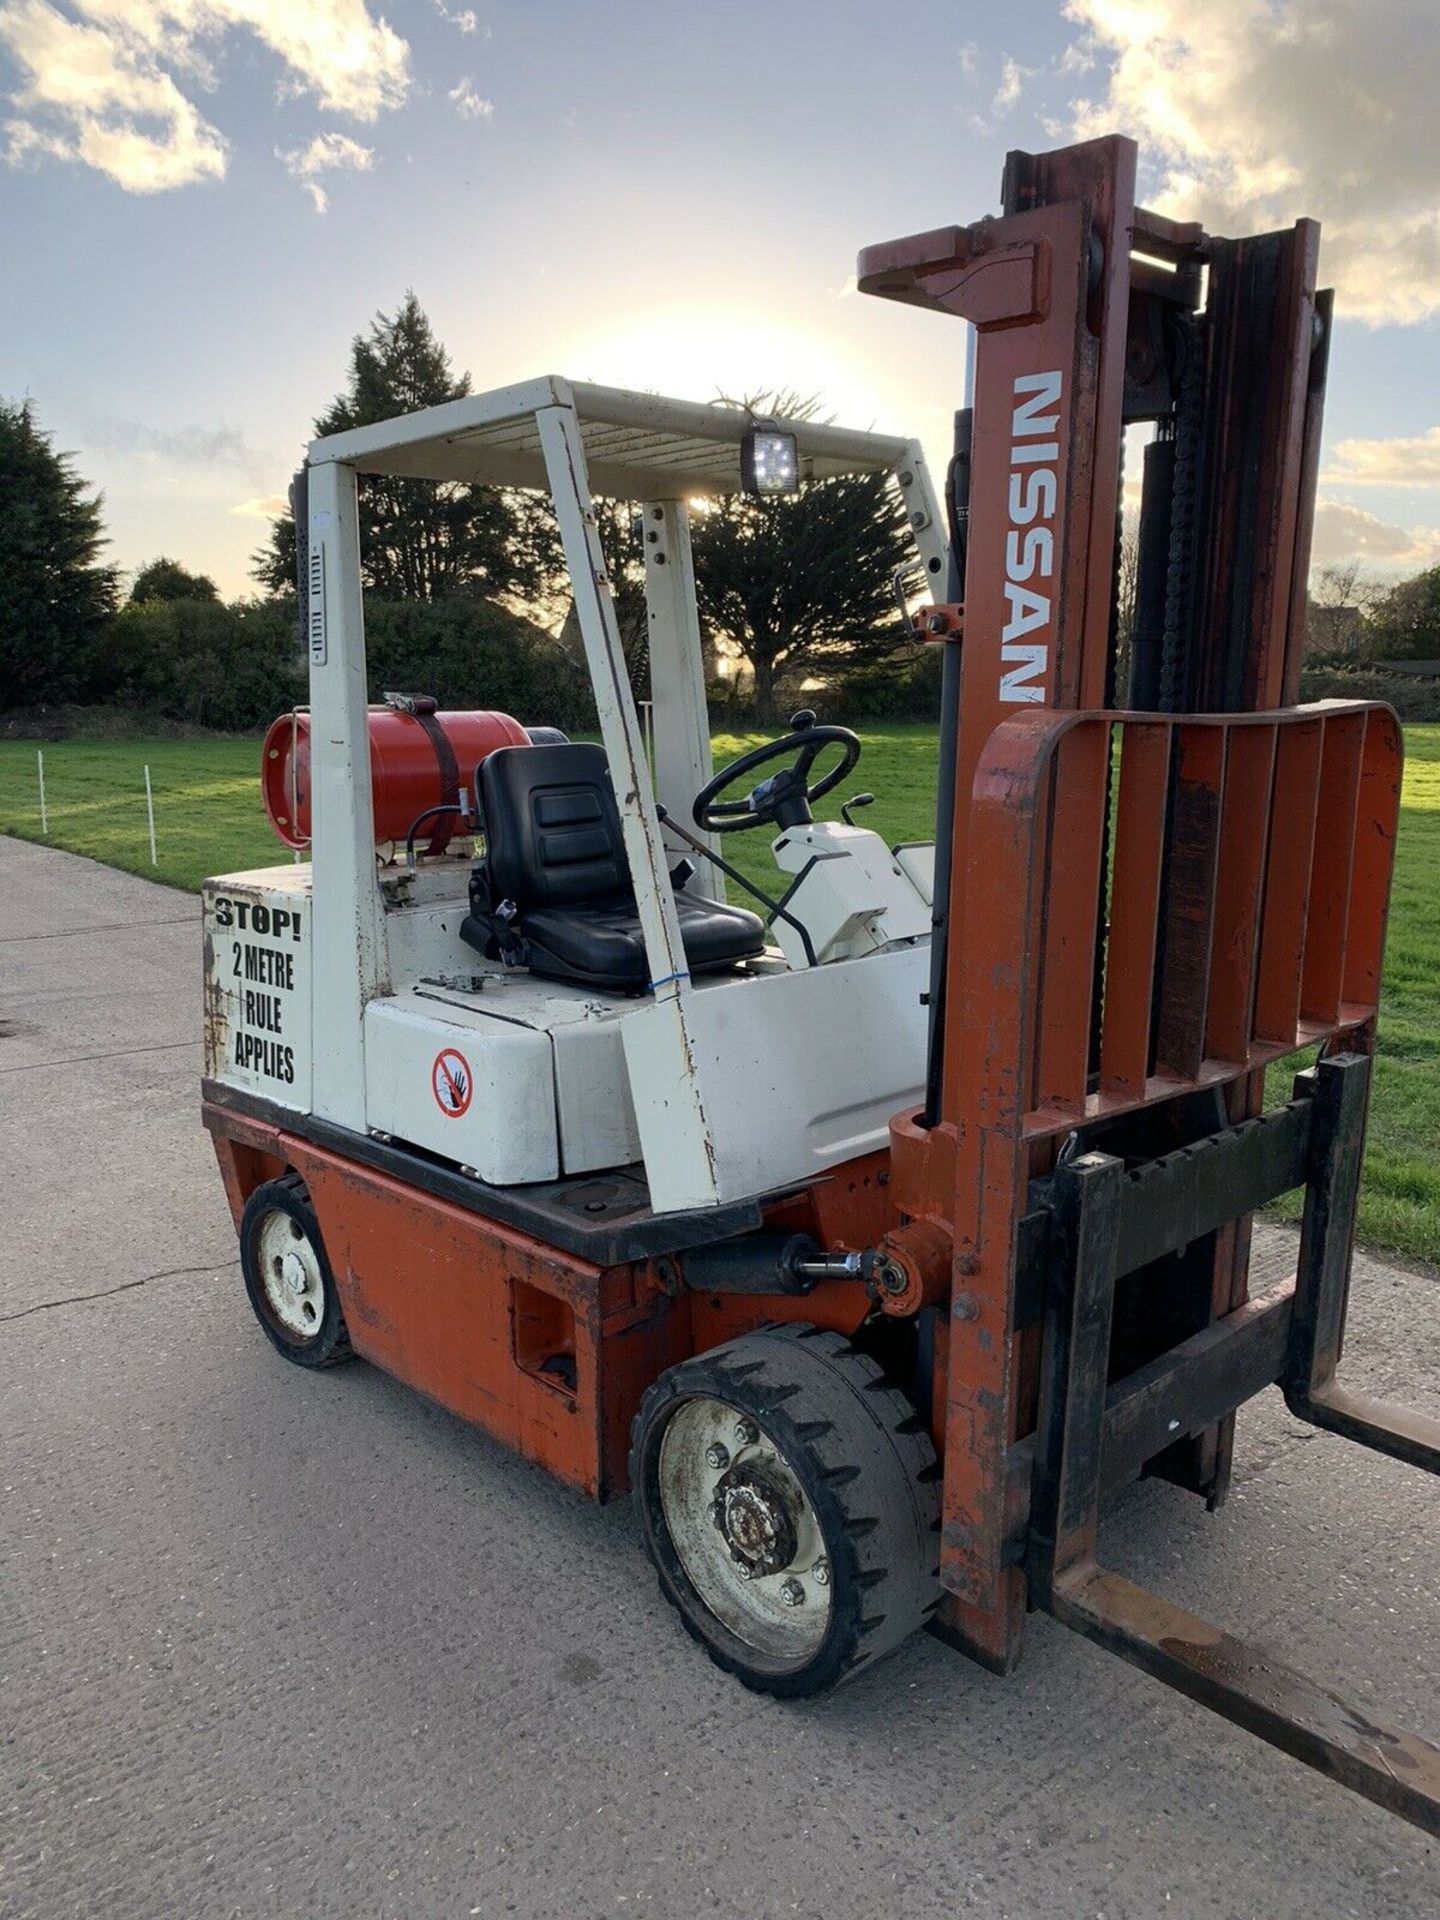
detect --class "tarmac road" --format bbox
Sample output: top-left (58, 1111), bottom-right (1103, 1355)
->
top-left (2, 832), bottom-right (1438, 1920)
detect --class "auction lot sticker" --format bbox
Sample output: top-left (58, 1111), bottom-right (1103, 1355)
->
top-left (431, 1047), bottom-right (473, 1118)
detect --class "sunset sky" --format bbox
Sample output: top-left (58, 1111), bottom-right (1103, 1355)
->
top-left (3, 0), bottom-right (1439, 598)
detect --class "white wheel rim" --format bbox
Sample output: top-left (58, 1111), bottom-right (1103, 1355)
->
top-left (658, 1396), bottom-right (832, 1663)
top-left (256, 1210), bottom-right (326, 1340)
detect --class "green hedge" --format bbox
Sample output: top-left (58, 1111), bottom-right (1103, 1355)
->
top-left (83, 595), bottom-right (599, 735)
top-left (1297, 666), bottom-right (1440, 723)
top-left (826, 647), bottom-right (943, 721)
top-left (96, 598), bottom-right (302, 731)
top-left (363, 600), bottom-right (596, 732)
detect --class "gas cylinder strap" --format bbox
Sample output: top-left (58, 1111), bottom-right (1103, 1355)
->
top-left (410, 698), bottom-right (461, 855)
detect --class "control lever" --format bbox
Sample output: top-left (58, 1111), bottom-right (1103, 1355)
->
top-left (841, 792), bottom-right (875, 828)
top-left (656, 806), bottom-right (817, 969)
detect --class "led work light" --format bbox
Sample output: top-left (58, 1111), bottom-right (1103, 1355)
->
top-left (740, 424), bottom-right (800, 497)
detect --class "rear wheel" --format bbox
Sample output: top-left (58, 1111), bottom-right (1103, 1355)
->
top-left (239, 1173), bottom-right (352, 1369)
top-left (630, 1323), bottom-right (941, 1696)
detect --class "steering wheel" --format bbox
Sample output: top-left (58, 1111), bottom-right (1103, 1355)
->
top-left (692, 710), bottom-right (862, 835)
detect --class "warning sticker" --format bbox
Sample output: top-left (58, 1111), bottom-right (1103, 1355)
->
top-left (205, 882), bottom-right (311, 1110)
top-left (431, 1047), bottom-right (473, 1118)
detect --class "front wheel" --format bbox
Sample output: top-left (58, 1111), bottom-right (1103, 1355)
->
top-left (629, 1324), bottom-right (941, 1696)
top-left (239, 1173), bottom-right (352, 1369)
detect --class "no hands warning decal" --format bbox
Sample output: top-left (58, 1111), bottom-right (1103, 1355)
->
top-left (431, 1047), bottom-right (473, 1118)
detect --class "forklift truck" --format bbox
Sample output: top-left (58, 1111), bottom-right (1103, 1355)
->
top-left (202, 136), bottom-right (1440, 1832)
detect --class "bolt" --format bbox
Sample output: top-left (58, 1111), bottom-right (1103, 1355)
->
top-left (779, 1578), bottom-right (805, 1608)
top-left (899, 469), bottom-right (914, 488)
top-left (811, 1557), bottom-right (830, 1588)
top-left (910, 510), bottom-right (926, 528)
top-left (733, 1417), bottom-right (759, 1447)
top-left (927, 611), bottom-right (949, 635)
top-left (731, 1554), bottom-right (754, 1579)
top-left (705, 1442), bottom-right (730, 1469)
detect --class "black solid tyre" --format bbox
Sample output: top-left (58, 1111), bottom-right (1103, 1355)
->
top-left (630, 1323), bottom-right (941, 1697)
top-left (239, 1173), bottom-right (353, 1369)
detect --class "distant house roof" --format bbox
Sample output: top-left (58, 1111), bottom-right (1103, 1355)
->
top-left (1374, 659), bottom-right (1440, 678)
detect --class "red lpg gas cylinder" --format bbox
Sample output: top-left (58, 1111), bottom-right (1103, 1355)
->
top-left (262, 703), bottom-right (530, 850)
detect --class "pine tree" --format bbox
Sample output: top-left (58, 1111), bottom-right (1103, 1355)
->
top-left (0, 400), bottom-right (118, 709)
top-left (254, 293), bottom-right (557, 603)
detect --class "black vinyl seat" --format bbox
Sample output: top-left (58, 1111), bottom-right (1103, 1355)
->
top-left (460, 744), bottom-right (766, 993)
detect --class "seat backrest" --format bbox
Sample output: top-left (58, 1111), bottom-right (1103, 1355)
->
top-left (480, 743), bottom-right (632, 908)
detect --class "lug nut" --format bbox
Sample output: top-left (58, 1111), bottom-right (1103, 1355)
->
top-left (733, 1418), bottom-right (759, 1447)
top-left (811, 1557), bottom-right (830, 1587)
top-left (705, 1442), bottom-right (730, 1469)
top-left (779, 1578), bottom-right (805, 1608)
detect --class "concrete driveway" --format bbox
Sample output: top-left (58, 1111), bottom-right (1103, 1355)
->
top-left (3, 832), bottom-right (1437, 1920)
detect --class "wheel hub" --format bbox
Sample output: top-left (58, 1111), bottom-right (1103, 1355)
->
top-left (255, 1210), bottom-right (324, 1338)
top-left (712, 1465), bottom-right (799, 1577)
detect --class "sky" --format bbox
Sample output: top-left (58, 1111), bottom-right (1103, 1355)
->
top-left (2, 0), bottom-right (1439, 599)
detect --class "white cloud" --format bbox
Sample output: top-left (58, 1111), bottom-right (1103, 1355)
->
top-left (276, 127), bottom-right (373, 211)
top-left (1, 0), bottom-right (224, 189)
top-left (958, 39), bottom-right (977, 80)
top-left (1325, 426), bottom-right (1440, 489)
top-left (0, 0), bottom-right (409, 192)
top-left (83, 414), bottom-right (269, 471)
top-left (1311, 498), bottom-right (1440, 570)
top-left (967, 51), bottom-right (1033, 134)
top-left (1063, 0), bottom-right (1440, 324)
top-left (433, 0), bottom-right (479, 32)
top-left (231, 492), bottom-right (288, 519)
top-left (447, 76), bottom-right (491, 121)
top-left (992, 55), bottom-right (1026, 115)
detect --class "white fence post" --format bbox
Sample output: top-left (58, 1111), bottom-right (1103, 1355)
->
top-left (144, 765), bottom-right (157, 867)
top-left (37, 750), bottom-right (47, 834)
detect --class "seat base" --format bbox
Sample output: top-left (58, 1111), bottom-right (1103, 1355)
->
top-left (461, 889), bottom-right (766, 994)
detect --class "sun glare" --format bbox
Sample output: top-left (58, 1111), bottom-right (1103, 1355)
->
top-left (565, 306), bottom-right (898, 432)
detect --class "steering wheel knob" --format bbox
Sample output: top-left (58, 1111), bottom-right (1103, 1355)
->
top-left (790, 708), bottom-right (817, 732)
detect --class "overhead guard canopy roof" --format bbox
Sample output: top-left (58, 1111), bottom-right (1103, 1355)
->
top-left (307, 376), bottom-right (911, 500)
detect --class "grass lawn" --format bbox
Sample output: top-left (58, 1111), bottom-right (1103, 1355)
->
top-left (3, 723), bottom-right (1437, 1265)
